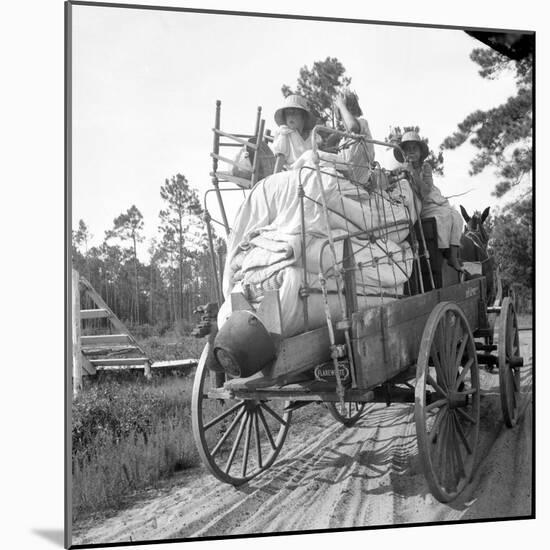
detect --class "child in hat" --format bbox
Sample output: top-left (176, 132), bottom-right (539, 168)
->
top-left (271, 94), bottom-right (319, 170)
top-left (396, 131), bottom-right (464, 272)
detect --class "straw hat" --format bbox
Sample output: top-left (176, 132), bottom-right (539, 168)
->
top-left (393, 131), bottom-right (429, 163)
top-left (274, 94), bottom-right (316, 131)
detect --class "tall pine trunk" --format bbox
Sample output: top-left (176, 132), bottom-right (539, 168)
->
top-left (178, 213), bottom-right (184, 321)
top-left (149, 261), bottom-right (154, 325)
top-left (132, 234), bottom-right (140, 324)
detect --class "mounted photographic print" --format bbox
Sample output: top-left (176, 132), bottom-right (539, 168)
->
top-left (66, 1), bottom-right (534, 548)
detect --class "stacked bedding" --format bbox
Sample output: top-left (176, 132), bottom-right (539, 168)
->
top-left (218, 159), bottom-right (420, 337)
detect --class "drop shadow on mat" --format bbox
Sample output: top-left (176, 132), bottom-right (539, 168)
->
top-left (33, 528), bottom-right (65, 547)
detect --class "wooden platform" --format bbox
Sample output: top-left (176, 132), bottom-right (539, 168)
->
top-left (72, 269), bottom-right (198, 396)
top-left (93, 358), bottom-right (197, 373)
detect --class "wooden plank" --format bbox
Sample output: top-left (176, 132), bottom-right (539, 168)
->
top-left (352, 291), bottom-right (438, 389)
top-left (80, 308), bottom-right (109, 320)
top-left (352, 279), bottom-right (485, 390)
top-left (262, 325), bottom-right (343, 382)
top-left (151, 359), bottom-right (197, 369)
top-left (383, 289), bottom-right (439, 327)
top-left (210, 152), bottom-right (244, 168)
top-left (89, 357), bottom-right (150, 366)
top-left (212, 129), bottom-right (256, 147)
top-left (438, 278), bottom-right (482, 332)
top-left (72, 269), bottom-right (82, 397)
top-left (231, 292), bottom-right (254, 312)
top-left (82, 345), bottom-right (139, 355)
top-left (81, 354), bottom-right (96, 376)
top-left (212, 170), bottom-right (252, 189)
top-left (81, 334), bottom-right (131, 346)
top-left (95, 364), bottom-right (148, 372)
top-left (80, 286), bottom-right (129, 335)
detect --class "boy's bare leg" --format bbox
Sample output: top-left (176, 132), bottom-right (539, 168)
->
top-left (445, 245), bottom-right (464, 272)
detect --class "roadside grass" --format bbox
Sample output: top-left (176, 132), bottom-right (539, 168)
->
top-left (139, 332), bottom-right (205, 363)
top-left (72, 333), bottom-right (204, 521)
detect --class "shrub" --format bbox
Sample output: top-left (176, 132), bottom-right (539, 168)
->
top-left (71, 376), bottom-right (197, 519)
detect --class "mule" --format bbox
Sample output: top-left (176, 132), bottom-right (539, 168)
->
top-left (459, 205), bottom-right (496, 305)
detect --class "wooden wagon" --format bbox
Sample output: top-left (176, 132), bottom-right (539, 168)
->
top-left (191, 103), bottom-right (523, 503)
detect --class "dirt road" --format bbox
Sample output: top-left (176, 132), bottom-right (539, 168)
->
top-left (73, 332), bottom-right (532, 545)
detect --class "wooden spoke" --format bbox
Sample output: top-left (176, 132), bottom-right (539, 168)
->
top-left (455, 407), bottom-right (477, 425)
top-left (446, 419), bottom-right (459, 491)
top-left (203, 401), bottom-right (244, 431)
top-left (192, 342), bottom-right (292, 485)
top-left (449, 317), bottom-right (462, 375)
top-left (427, 373), bottom-right (447, 397)
top-left (451, 415), bottom-right (466, 475)
top-left (444, 313), bottom-right (454, 372)
top-left (253, 412), bottom-right (263, 469)
top-left (437, 415), bottom-right (450, 487)
top-left (426, 398), bottom-right (448, 413)
top-left (454, 335), bottom-right (469, 372)
top-left (415, 302), bottom-right (480, 503)
top-left (242, 412), bottom-right (253, 477)
top-left (429, 406), bottom-right (446, 444)
top-left (261, 402), bottom-right (288, 427)
top-left (430, 342), bottom-right (442, 373)
top-left (436, 327), bottom-right (451, 389)
top-left (224, 412), bottom-right (249, 474)
top-left (257, 406), bottom-right (277, 450)
top-left (455, 358), bottom-right (473, 389)
top-left (453, 411), bottom-right (473, 455)
top-left (210, 406), bottom-right (246, 458)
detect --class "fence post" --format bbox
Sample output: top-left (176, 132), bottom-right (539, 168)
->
top-left (72, 269), bottom-right (82, 398)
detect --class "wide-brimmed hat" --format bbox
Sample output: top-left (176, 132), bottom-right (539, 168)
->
top-left (394, 131), bottom-right (429, 163)
top-left (274, 94), bottom-right (316, 131)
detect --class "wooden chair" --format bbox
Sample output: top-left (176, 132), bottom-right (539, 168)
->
top-left (210, 100), bottom-right (277, 191)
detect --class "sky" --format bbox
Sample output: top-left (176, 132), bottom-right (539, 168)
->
top-left (71, 3), bottom-right (529, 260)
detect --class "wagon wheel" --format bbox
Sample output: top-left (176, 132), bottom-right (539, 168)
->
top-left (415, 302), bottom-right (481, 503)
top-left (497, 297), bottom-right (522, 427)
top-left (326, 401), bottom-right (366, 427)
top-left (191, 343), bottom-right (292, 485)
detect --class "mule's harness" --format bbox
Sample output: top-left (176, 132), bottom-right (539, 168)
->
top-left (463, 230), bottom-right (492, 264)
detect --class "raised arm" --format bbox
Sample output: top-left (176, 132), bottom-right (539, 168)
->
top-left (334, 93), bottom-right (360, 134)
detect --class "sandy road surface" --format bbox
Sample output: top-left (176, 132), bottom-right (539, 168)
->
top-left (73, 332), bottom-right (532, 545)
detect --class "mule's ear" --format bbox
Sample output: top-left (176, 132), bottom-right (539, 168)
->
top-left (481, 206), bottom-right (490, 223)
top-left (460, 205), bottom-right (470, 222)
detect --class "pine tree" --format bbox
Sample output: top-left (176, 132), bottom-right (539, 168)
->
top-left (441, 47), bottom-right (532, 197)
top-left (282, 57), bottom-right (351, 127)
top-left (105, 205), bottom-right (145, 323)
top-left (159, 174), bottom-right (203, 321)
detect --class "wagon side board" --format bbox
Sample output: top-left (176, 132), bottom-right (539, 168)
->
top-left (225, 324), bottom-right (345, 391)
top-left (352, 278), bottom-right (485, 389)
